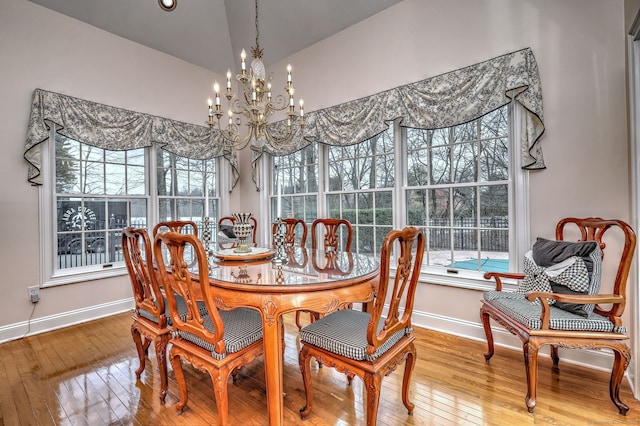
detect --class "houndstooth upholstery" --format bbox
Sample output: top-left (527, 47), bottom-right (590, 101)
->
top-left (483, 291), bottom-right (626, 333)
top-left (299, 309), bottom-right (410, 361)
top-left (518, 252), bottom-right (590, 305)
top-left (139, 295), bottom-right (207, 326)
top-left (176, 308), bottom-right (263, 360)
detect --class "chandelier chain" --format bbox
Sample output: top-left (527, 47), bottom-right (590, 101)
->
top-left (254, 0), bottom-right (260, 52)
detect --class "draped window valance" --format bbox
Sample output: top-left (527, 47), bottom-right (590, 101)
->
top-left (24, 89), bottom-right (240, 188)
top-left (253, 47), bottom-right (545, 188)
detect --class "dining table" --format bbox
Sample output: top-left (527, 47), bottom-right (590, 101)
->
top-left (204, 246), bottom-right (380, 426)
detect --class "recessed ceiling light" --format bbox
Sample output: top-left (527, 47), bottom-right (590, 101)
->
top-left (158, 0), bottom-right (176, 12)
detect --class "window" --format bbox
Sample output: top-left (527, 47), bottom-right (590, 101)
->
top-left (156, 149), bottom-right (218, 224)
top-left (43, 130), bottom-right (219, 285)
top-left (326, 128), bottom-right (395, 254)
top-left (406, 106), bottom-right (511, 274)
top-left (272, 143), bottom-right (318, 246)
top-left (54, 133), bottom-right (147, 272)
top-left (270, 104), bottom-right (524, 284)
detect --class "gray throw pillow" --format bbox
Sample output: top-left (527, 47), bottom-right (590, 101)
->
top-left (532, 238), bottom-right (598, 274)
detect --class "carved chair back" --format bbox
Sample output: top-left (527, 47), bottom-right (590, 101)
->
top-left (368, 226), bottom-right (424, 351)
top-left (152, 220), bottom-right (199, 237)
top-left (153, 231), bottom-right (227, 356)
top-left (555, 217), bottom-right (636, 326)
top-left (311, 218), bottom-right (353, 252)
top-left (122, 227), bottom-right (166, 328)
top-left (273, 217), bottom-right (307, 247)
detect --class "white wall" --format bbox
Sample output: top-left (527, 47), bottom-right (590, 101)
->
top-left (0, 0), bottom-right (224, 336)
top-left (0, 0), bottom-right (634, 385)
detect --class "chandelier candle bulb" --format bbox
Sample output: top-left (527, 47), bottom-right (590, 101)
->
top-left (241, 49), bottom-right (247, 73)
top-left (214, 82), bottom-right (221, 105)
top-left (226, 70), bottom-right (232, 88)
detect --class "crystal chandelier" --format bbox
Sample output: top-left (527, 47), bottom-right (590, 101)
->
top-left (207, 0), bottom-right (305, 151)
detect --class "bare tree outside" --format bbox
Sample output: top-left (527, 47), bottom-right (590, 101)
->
top-left (406, 105), bottom-right (510, 272)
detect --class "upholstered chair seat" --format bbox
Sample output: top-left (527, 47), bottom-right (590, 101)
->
top-left (300, 309), bottom-right (409, 362)
top-left (176, 308), bottom-right (263, 361)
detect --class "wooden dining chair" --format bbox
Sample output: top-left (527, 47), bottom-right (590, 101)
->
top-left (218, 215), bottom-right (258, 245)
top-left (298, 227), bottom-right (424, 425)
top-left (311, 218), bottom-right (353, 252)
top-left (272, 217), bottom-right (307, 247)
top-left (295, 218), bottom-right (354, 329)
top-left (153, 231), bottom-right (264, 424)
top-left (122, 227), bottom-right (170, 404)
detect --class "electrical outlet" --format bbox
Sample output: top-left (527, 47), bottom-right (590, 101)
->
top-left (28, 286), bottom-right (40, 303)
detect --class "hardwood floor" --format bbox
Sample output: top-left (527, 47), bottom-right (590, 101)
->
top-left (1, 311), bottom-right (638, 425)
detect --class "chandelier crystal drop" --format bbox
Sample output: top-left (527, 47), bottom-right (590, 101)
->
top-left (207, 0), bottom-right (305, 152)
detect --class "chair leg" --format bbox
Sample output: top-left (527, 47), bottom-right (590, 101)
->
top-left (299, 347), bottom-right (315, 420)
top-left (363, 372), bottom-right (383, 426)
top-left (479, 306), bottom-right (495, 361)
top-left (295, 311), bottom-right (304, 330)
top-left (550, 345), bottom-right (560, 373)
top-left (131, 324), bottom-right (146, 378)
top-left (523, 340), bottom-right (539, 413)
top-left (210, 367), bottom-right (231, 426)
top-left (402, 343), bottom-right (416, 416)
top-left (170, 351), bottom-right (189, 414)
top-left (610, 346), bottom-right (631, 415)
top-left (155, 335), bottom-right (169, 404)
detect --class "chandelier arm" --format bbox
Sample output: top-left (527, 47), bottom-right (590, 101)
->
top-left (267, 94), bottom-right (289, 112)
top-left (216, 119), bottom-right (254, 150)
top-left (228, 98), bottom-right (248, 116)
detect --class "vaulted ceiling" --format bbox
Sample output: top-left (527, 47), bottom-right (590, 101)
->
top-left (28, 0), bottom-right (403, 76)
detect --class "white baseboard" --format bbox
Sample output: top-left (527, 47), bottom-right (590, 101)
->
top-left (0, 298), bottom-right (134, 344)
top-left (410, 308), bottom-right (619, 374)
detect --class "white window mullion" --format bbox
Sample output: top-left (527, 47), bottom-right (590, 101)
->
top-left (148, 144), bottom-right (159, 230)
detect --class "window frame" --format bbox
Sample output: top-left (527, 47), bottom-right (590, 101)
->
top-left (39, 125), bottom-right (226, 287)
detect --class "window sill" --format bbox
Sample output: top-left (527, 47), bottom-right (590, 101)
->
top-left (417, 268), bottom-right (519, 292)
top-left (44, 263), bottom-right (127, 287)
top-left (385, 262), bottom-right (519, 291)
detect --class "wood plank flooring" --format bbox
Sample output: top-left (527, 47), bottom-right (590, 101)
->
top-left (0, 311), bottom-right (638, 425)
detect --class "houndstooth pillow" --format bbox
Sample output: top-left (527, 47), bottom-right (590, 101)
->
top-left (518, 251), bottom-right (590, 306)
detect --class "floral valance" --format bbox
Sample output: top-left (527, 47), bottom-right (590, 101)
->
top-left (254, 47), bottom-right (545, 187)
top-left (24, 89), bottom-right (239, 188)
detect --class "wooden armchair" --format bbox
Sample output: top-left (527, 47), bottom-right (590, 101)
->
top-left (122, 227), bottom-right (170, 404)
top-left (480, 217), bottom-right (636, 415)
top-left (299, 227), bottom-right (424, 425)
top-left (153, 231), bottom-right (264, 424)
